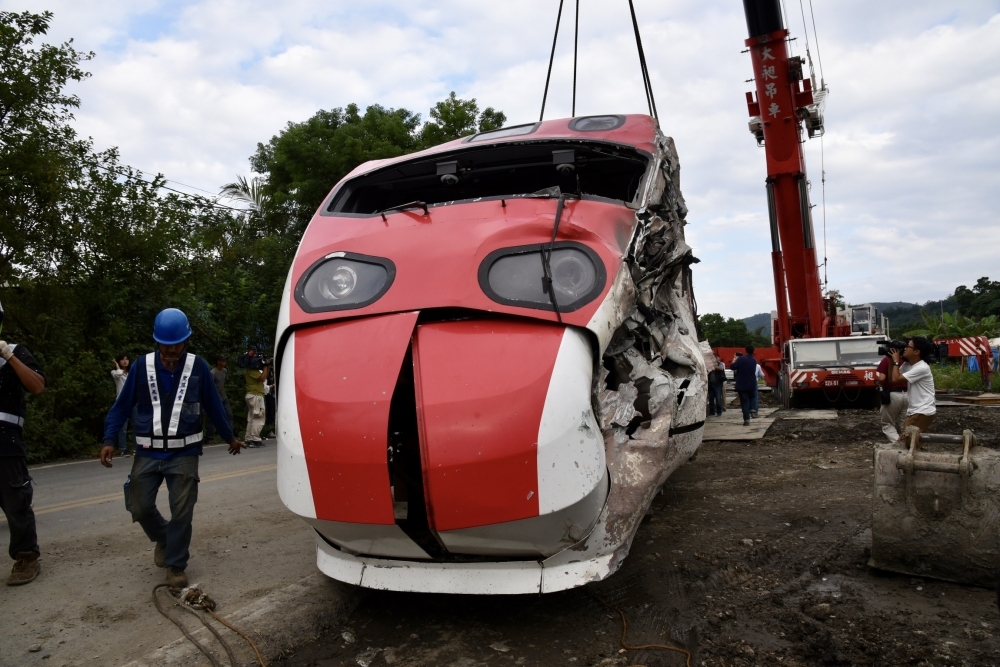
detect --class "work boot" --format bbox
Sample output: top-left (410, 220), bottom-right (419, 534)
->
top-left (743, 420), bottom-right (750, 426)
top-left (7, 552), bottom-right (40, 586)
top-left (154, 542), bottom-right (166, 568)
top-left (166, 567), bottom-right (188, 588)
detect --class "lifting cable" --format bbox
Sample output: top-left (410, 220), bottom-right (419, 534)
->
top-left (627, 0), bottom-right (658, 120)
top-left (820, 135), bottom-right (828, 290)
top-left (807, 0), bottom-right (825, 85)
top-left (153, 583), bottom-right (268, 667)
top-left (539, 0), bottom-right (566, 121)
top-left (795, 0), bottom-right (828, 289)
top-left (588, 590), bottom-right (692, 667)
top-left (572, 0), bottom-right (580, 117)
top-left (541, 0), bottom-right (659, 121)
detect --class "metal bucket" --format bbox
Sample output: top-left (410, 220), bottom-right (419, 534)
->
top-left (871, 429), bottom-right (1000, 588)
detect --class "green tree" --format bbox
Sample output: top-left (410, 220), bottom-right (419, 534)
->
top-left (417, 91), bottom-right (507, 147)
top-left (250, 104), bottom-right (423, 231)
top-left (826, 289), bottom-right (846, 310)
top-left (2, 12), bottom-right (511, 462)
top-left (0, 10), bottom-right (93, 285)
top-left (250, 93), bottom-right (507, 232)
top-left (698, 313), bottom-right (771, 348)
top-left (955, 277), bottom-right (1000, 319)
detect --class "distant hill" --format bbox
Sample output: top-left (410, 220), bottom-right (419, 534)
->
top-left (742, 312), bottom-right (772, 335)
top-left (740, 295), bottom-right (960, 338)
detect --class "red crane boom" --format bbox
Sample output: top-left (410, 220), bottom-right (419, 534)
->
top-left (710, 0), bottom-right (897, 413)
top-left (744, 0), bottom-right (826, 344)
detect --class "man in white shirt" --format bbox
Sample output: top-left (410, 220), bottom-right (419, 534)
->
top-left (750, 362), bottom-right (766, 417)
top-left (888, 336), bottom-right (936, 436)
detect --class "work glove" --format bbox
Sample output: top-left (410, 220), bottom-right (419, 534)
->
top-left (0, 341), bottom-right (12, 361)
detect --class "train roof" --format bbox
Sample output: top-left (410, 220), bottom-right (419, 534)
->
top-left (341, 114), bottom-right (661, 182)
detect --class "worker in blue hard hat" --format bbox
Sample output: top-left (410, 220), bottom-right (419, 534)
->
top-left (101, 308), bottom-right (244, 589)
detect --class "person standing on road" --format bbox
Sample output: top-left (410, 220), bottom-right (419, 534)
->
top-left (876, 345), bottom-right (908, 441)
top-left (243, 350), bottom-right (268, 448)
top-left (263, 373), bottom-right (276, 439)
top-left (887, 336), bottom-right (937, 437)
top-left (731, 346), bottom-right (759, 426)
top-left (205, 355), bottom-right (233, 443)
top-left (100, 308), bottom-right (244, 589)
top-left (707, 355), bottom-right (726, 417)
top-left (0, 300), bottom-right (46, 585)
top-left (111, 353), bottom-right (134, 457)
top-left (750, 361), bottom-right (765, 418)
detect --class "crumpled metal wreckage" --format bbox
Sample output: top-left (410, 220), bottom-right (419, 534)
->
top-left (273, 114), bottom-right (709, 594)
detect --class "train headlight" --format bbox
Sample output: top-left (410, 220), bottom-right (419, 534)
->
top-left (478, 242), bottom-right (606, 313)
top-left (295, 253), bottom-right (395, 313)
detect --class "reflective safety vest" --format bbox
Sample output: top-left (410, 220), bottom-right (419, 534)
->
top-left (0, 344), bottom-right (24, 428)
top-left (134, 352), bottom-right (204, 450)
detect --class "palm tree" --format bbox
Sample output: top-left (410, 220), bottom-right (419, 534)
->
top-left (219, 175), bottom-right (270, 212)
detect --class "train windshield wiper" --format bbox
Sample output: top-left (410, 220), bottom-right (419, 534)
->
top-left (377, 201), bottom-right (429, 221)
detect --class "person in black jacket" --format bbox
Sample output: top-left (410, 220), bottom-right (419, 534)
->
top-left (730, 346), bottom-right (759, 426)
top-left (707, 355), bottom-right (726, 417)
top-left (0, 300), bottom-right (47, 585)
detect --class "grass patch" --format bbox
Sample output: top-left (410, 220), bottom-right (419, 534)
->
top-left (932, 362), bottom-right (995, 392)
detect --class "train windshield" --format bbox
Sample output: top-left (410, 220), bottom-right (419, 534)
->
top-left (326, 142), bottom-right (650, 216)
top-left (791, 338), bottom-right (883, 368)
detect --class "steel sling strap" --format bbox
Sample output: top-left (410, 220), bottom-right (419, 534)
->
top-left (0, 344), bottom-right (24, 427)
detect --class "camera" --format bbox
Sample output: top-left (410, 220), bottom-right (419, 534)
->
top-left (877, 340), bottom-right (907, 357)
top-left (236, 353), bottom-right (271, 370)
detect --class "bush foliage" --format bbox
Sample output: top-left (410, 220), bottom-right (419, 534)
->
top-left (698, 313), bottom-right (771, 349)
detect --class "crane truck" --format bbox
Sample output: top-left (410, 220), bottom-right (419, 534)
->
top-left (713, 0), bottom-right (889, 408)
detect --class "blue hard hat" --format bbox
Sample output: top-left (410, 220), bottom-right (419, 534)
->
top-left (153, 308), bottom-right (192, 345)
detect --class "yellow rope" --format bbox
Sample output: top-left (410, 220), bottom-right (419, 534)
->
top-left (589, 591), bottom-right (692, 667)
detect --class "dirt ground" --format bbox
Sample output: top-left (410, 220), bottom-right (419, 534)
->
top-left (277, 395), bottom-right (1000, 667)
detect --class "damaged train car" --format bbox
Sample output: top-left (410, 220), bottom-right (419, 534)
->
top-left (273, 114), bottom-right (710, 594)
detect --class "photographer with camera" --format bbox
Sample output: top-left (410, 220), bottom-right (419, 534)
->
top-left (876, 340), bottom-right (909, 441)
top-left (887, 336), bottom-right (937, 437)
top-left (242, 349), bottom-right (269, 448)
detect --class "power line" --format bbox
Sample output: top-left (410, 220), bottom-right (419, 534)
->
top-left (89, 162), bottom-right (244, 212)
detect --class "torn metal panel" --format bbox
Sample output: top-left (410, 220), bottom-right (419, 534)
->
top-left (558, 128), bottom-right (708, 584)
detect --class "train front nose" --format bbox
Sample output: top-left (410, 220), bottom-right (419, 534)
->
top-left (277, 313), bottom-right (608, 560)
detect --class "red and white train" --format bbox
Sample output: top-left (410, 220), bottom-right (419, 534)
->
top-left (273, 114), bottom-right (708, 594)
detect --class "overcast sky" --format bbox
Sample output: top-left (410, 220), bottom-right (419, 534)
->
top-left (10, 1), bottom-right (1000, 318)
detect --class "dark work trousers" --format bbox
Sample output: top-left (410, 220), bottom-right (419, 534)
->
top-left (707, 384), bottom-right (724, 416)
top-left (264, 392), bottom-right (275, 433)
top-left (205, 397), bottom-right (233, 441)
top-left (0, 457), bottom-right (39, 559)
top-left (129, 454), bottom-right (199, 570)
top-left (737, 390), bottom-right (754, 423)
top-left (750, 384), bottom-right (760, 414)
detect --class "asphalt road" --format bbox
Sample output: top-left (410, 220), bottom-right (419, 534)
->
top-left (0, 440), bottom-right (321, 667)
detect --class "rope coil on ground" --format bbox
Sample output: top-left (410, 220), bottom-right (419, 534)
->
top-left (588, 590), bottom-right (692, 667)
top-left (152, 583), bottom-right (268, 667)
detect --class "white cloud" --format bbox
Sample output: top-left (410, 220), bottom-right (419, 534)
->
top-left (8, 0), bottom-right (1000, 318)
